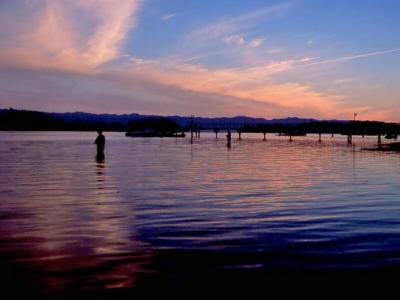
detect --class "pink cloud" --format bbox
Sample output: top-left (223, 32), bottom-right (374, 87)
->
top-left (247, 38), bottom-right (264, 49)
top-left (223, 35), bottom-right (246, 46)
top-left (108, 56), bottom-right (387, 120)
top-left (0, 0), bottom-right (141, 71)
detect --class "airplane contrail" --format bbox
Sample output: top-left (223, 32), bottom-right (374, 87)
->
top-left (307, 48), bottom-right (400, 66)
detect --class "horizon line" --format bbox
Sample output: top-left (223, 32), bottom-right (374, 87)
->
top-left (2, 107), bottom-right (398, 123)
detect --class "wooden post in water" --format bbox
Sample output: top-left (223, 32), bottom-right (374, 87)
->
top-left (378, 134), bottom-right (382, 146)
top-left (238, 131), bottom-right (242, 140)
top-left (263, 132), bottom-right (266, 141)
top-left (289, 134), bottom-right (293, 142)
top-left (318, 133), bottom-right (322, 142)
top-left (347, 135), bottom-right (352, 144)
top-left (189, 115), bottom-right (195, 140)
top-left (332, 132), bottom-right (334, 138)
top-left (213, 129), bottom-right (219, 139)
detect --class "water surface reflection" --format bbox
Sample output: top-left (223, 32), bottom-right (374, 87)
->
top-left (1, 132), bottom-right (400, 295)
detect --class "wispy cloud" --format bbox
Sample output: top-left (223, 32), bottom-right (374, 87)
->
top-left (174, 2), bottom-right (292, 70)
top-left (247, 38), bottom-right (265, 49)
top-left (187, 2), bottom-right (293, 42)
top-left (222, 35), bottom-right (264, 49)
top-left (161, 13), bottom-right (176, 21)
top-left (118, 56), bottom-right (358, 117)
top-left (0, 0), bottom-right (141, 71)
top-left (223, 35), bottom-right (245, 46)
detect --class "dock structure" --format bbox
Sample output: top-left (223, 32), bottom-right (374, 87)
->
top-left (184, 120), bottom-right (400, 145)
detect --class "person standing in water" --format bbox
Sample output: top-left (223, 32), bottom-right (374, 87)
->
top-left (226, 130), bottom-right (232, 148)
top-left (95, 130), bottom-right (105, 161)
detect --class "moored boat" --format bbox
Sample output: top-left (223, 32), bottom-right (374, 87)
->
top-left (126, 131), bottom-right (186, 137)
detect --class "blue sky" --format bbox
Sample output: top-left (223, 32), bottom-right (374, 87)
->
top-left (0, 0), bottom-right (399, 120)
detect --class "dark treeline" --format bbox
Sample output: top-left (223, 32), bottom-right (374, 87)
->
top-left (0, 109), bottom-right (187, 132)
top-left (0, 109), bottom-right (114, 131)
top-left (0, 108), bottom-right (190, 133)
top-left (1, 108), bottom-right (399, 136)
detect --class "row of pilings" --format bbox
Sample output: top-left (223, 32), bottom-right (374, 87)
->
top-left (196, 130), bottom-right (395, 145)
top-left (186, 120), bottom-right (400, 145)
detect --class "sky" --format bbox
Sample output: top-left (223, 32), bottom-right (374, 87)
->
top-left (0, 0), bottom-right (399, 121)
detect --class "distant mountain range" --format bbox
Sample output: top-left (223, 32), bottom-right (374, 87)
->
top-left (0, 108), bottom-right (344, 129)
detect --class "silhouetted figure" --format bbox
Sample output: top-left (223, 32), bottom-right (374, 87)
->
top-left (226, 130), bottom-right (232, 148)
top-left (226, 130), bottom-right (232, 142)
top-left (96, 152), bottom-right (105, 163)
top-left (95, 130), bottom-right (105, 161)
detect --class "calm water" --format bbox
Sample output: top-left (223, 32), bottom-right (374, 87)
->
top-left (1, 131), bottom-right (400, 294)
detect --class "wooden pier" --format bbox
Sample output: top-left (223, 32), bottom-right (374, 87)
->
top-left (187, 120), bottom-right (400, 145)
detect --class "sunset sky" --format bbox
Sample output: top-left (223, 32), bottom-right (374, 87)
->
top-left (0, 0), bottom-right (399, 121)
